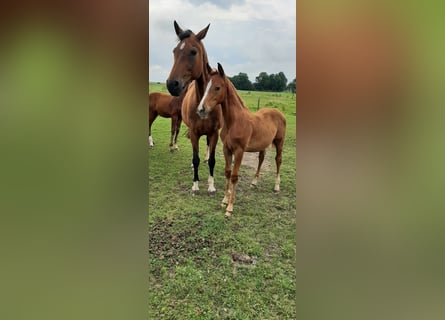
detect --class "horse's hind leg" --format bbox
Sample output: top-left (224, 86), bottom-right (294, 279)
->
top-left (273, 138), bottom-right (284, 193)
top-left (206, 133), bottom-right (219, 195)
top-left (251, 150), bottom-right (265, 187)
top-left (204, 135), bottom-right (210, 163)
top-left (173, 118), bottom-right (182, 150)
top-left (169, 116), bottom-right (179, 152)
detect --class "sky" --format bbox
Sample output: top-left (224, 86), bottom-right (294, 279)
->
top-left (149, 0), bottom-right (296, 84)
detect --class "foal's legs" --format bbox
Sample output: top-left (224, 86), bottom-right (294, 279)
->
top-left (251, 150), bottom-right (265, 186)
top-left (206, 133), bottom-right (219, 195)
top-left (273, 138), bottom-right (284, 192)
top-left (190, 131), bottom-right (201, 195)
top-left (221, 145), bottom-right (232, 207)
top-left (173, 118), bottom-right (182, 150)
top-left (148, 110), bottom-right (157, 148)
top-left (169, 115), bottom-right (180, 152)
top-left (225, 148), bottom-right (244, 216)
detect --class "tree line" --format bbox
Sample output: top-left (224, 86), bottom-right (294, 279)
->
top-left (228, 71), bottom-right (296, 93)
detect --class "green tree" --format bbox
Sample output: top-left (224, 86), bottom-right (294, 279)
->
top-left (253, 72), bottom-right (269, 91)
top-left (254, 71), bottom-right (288, 91)
top-left (276, 72), bottom-right (288, 91)
top-left (229, 72), bottom-right (253, 90)
top-left (287, 78), bottom-right (296, 93)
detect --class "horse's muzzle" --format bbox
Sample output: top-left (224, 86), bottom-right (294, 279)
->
top-left (197, 107), bottom-right (208, 119)
top-left (166, 79), bottom-right (182, 96)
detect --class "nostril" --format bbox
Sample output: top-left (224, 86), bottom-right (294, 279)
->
top-left (166, 80), bottom-right (179, 88)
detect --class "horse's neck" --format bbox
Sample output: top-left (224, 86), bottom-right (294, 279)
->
top-left (221, 81), bottom-right (248, 128)
top-left (194, 47), bottom-right (210, 101)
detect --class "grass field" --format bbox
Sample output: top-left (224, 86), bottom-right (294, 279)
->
top-left (148, 82), bottom-right (296, 319)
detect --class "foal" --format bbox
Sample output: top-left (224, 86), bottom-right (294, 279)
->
top-left (197, 63), bottom-right (286, 216)
top-left (148, 92), bottom-right (183, 151)
top-left (166, 21), bottom-right (223, 195)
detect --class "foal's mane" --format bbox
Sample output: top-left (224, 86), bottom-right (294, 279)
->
top-left (223, 76), bottom-right (248, 110)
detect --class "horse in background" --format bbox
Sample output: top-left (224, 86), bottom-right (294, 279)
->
top-left (166, 20), bottom-right (223, 195)
top-left (197, 63), bottom-right (286, 216)
top-left (148, 91), bottom-right (183, 151)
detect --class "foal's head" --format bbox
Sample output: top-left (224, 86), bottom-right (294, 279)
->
top-left (166, 21), bottom-right (210, 96)
top-left (196, 63), bottom-right (227, 119)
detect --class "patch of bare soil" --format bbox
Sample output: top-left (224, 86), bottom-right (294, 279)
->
top-left (241, 145), bottom-right (274, 170)
top-left (149, 216), bottom-right (217, 272)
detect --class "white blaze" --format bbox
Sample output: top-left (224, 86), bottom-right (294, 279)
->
top-left (197, 79), bottom-right (212, 113)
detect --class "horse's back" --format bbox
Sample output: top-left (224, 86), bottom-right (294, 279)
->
top-left (149, 92), bottom-right (175, 117)
top-left (255, 108), bottom-right (286, 130)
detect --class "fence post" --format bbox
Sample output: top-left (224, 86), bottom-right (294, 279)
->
top-left (257, 97), bottom-right (260, 110)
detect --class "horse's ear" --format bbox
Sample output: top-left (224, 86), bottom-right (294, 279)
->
top-left (217, 63), bottom-right (225, 77)
top-left (174, 20), bottom-right (183, 37)
top-left (206, 62), bottom-right (212, 74)
top-left (196, 23), bottom-right (210, 41)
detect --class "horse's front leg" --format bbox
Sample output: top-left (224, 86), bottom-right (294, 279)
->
top-left (225, 148), bottom-right (244, 217)
top-left (221, 145), bottom-right (232, 207)
top-left (190, 132), bottom-right (200, 195)
top-left (148, 111), bottom-right (157, 148)
top-left (206, 133), bottom-right (219, 195)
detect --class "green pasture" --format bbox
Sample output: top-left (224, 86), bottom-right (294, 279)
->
top-left (148, 82), bottom-right (296, 319)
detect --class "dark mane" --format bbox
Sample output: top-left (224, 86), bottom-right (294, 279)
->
top-left (178, 29), bottom-right (193, 40)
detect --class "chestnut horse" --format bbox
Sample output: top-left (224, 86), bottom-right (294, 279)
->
top-left (197, 63), bottom-right (286, 216)
top-left (148, 91), bottom-right (183, 151)
top-left (166, 21), bottom-right (223, 195)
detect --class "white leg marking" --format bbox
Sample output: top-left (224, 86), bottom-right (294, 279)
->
top-left (196, 80), bottom-right (212, 115)
top-left (274, 174), bottom-right (281, 192)
top-left (204, 145), bottom-right (210, 162)
top-left (149, 136), bottom-right (154, 148)
top-left (192, 181), bottom-right (199, 192)
top-left (208, 176), bottom-right (216, 193)
top-left (251, 176), bottom-right (258, 186)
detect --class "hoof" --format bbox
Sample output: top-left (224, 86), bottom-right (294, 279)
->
top-left (220, 202), bottom-right (227, 208)
top-left (250, 183), bottom-right (257, 188)
top-left (208, 190), bottom-right (216, 196)
top-left (273, 189), bottom-right (280, 194)
top-left (191, 190), bottom-right (198, 196)
top-left (224, 211), bottom-right (232, 217)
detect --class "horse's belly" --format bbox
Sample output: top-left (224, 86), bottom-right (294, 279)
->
top-left (158, 110), bottom-right (172, 118)
top-left (245, 139), bottom-right (273, 152)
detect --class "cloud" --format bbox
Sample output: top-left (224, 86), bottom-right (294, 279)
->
top-left (149, 0), bottom-right (296, 83)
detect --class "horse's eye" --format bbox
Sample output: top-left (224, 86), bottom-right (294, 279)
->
top-left (215, 87), bottom-right (220, 91)
top-left (190, 49), bottom-right (197, 56)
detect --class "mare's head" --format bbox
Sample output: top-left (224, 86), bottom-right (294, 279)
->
top-left (166, 21), bottom-right (210, 96)
top-left (196, 63), bottom-right (227, 119)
